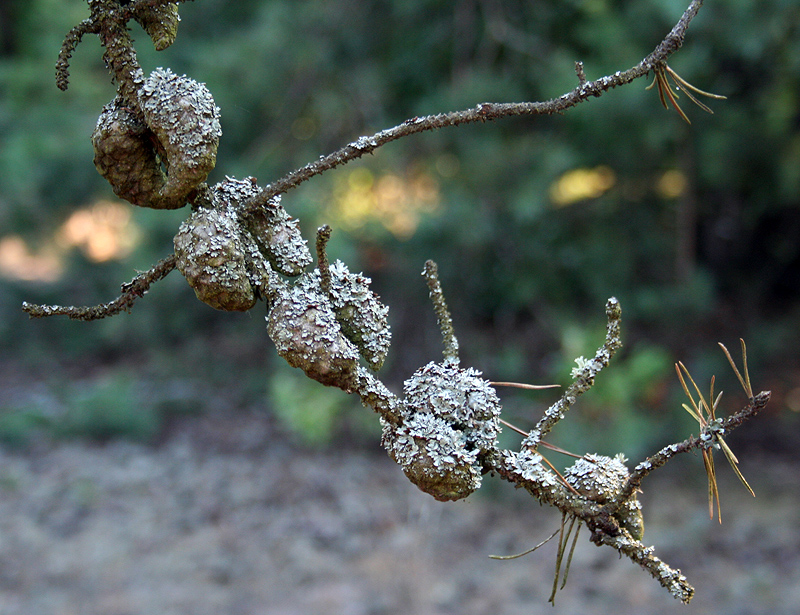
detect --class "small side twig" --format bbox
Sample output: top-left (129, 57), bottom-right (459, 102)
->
top-left (574, 61), bottom-right (587, 85)
top-left (526, 297), bottom-right (622, 446)
top-left (22, 254), bottom-right (177, 321)
top-left (315, 225), bottom-right (333, 296)
top-left (613, 390), bottom-right (771, 507)
top-left (55, 18), bottom-right (100, 90)
top-left (590, 529), bottom-right (694, 603)
top-left (423, 260), bottom-right (459, 363)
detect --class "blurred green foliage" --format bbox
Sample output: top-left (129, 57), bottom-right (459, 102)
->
top-left (0, 371), bottom-right (159, 445)
top-left (57, 372), bottom-right (161, 441)
top-left (1, 0), bottom-right (799, 450)
top-left (269, 361), bottom-right (380, 446)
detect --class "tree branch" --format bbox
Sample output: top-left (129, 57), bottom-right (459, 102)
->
top-left (238, 0), bottom-right (706, 215)
top-left (22, 254), bottom-right (177, 321)
top-left (25, 0), bottom-right (764, 605)
top-left (32, 0), bottom-right (706, 320)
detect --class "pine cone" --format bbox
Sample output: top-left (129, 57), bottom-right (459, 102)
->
top-left (267, 278), bottom-right (360, 391)
top-left (133, 2), bottom-right (180, 51)
top-left (173, 205), bottom-right (256, 311)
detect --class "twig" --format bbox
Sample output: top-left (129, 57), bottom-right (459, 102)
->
top-left (423, 260), bottom-right (459, 363)
top-left (612, 390), bottom-right (771, 507)
top-left (590, 529), bottom-right (695, 603)
top-left (22, 254), bottom-right (177, 321)
top-left (315, 225), bottom-right (333, 296)
top-left (56, 0), bottom-right (196, 93)
top-left (238, 0), bottom-right (706, 215)
top-left (526, 297), bottom-right (622, 446)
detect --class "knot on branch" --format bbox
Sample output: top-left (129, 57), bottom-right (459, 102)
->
top-left (381, 361), bottom-right (501, 501)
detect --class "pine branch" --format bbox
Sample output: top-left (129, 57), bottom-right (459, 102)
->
top-left (237, 0), bottom-right (707, 214)
top-left (22, 255), bottom-right (177, 321)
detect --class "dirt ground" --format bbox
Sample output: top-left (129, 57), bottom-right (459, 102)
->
top-left (0, 408), bottom-right (797, 615)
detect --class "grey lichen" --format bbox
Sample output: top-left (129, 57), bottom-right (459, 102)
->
top-left (266, 275), bottom-right (360, 392)
top-left (173, 205), bottom-right (256, 312)
top-left (325, 260), bottom-right (391, 370)
top-left (564, 453), bottom-right (644, 540)
top-left (138, 68), bottom-right (221, 208)
top-left (503, 448), bottom-right (561, 488)
top-left (355, 366), bottom-right (403, 423)
top-left (234, 187), bottom-right (312, 277)
top-left (203, 178), bottom-right (274, 299)
top-left (380, 412), bottom-right (483, 502)
top-left (381, 361), bottom-right (501, 501)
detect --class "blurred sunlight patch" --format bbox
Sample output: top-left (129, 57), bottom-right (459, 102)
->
top-left (656, 169), bottom-right (687, 199)
top-left (328, 167), bottom-right (440, 239)
top-left (0, 200), bottom-right (141, 282)
top-left (0, 236), bottom-right (63, 282)
top-left (550, 165), bottom-right (616, 206)
top-left (57, 200), bottom-right (141, 262)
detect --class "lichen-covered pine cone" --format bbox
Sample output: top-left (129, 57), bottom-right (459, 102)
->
top-left (325, 261), bottom-right (391, 371)
top-left (212, 177), bottom-right (313, 277)
top-left (381, 361), bottom-right (502, 501)
top-left (91, 99), bottom-right (167, 208)
top-left (564, 453), bottom-right (644, 540)
top-left (173, 206), bottom-right (257, 311)
top-left (266, 279), bottom-right (360, 392)
top-left (138, 68), bottom-right (221, 207)
top-left (92, 68), bottom-right (221, 210)
top-left (245, 200), bottom-right (312, 277)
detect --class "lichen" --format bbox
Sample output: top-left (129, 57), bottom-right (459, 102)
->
top-left (380, 361), bottom-right (502, 501)
top-left (229, 181), bottom-right (312, 277)
top-left (138, 68), bottom-right (221, 207)
top-left (173, 205), bottom-right (256, 311)
top-left (380, 412), bottom-right (482, 502)
top-left (564, 453), bottom-right (644, 540)
top-left (324, 261), bottom-right (391, 370)
top-left (266, 276), bottom-right (360, 391)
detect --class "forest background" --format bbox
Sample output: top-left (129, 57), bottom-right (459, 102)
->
top-left (2, 0), bottom-right (798, 455)
top-left (0, 1), bottom-right (799, 612)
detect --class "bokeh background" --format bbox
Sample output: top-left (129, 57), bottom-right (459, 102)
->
top-left (0, 1), bottom-right (798, 613)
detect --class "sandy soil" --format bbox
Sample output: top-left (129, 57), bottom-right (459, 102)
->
top-left (0, 409), bottom-right (796, 615)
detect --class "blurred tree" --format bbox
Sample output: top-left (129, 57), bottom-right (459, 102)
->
top-left (1, 0), bottom-right (798, 451)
